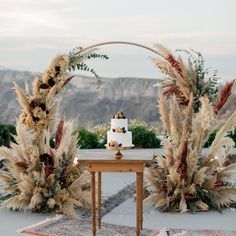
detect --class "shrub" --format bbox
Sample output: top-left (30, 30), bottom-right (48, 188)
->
top-left (129, 126), bottom-right (161, 148)
top-left (76, 128), bottom-right (99, 149)
top-left (0, 124), bottom-right (16, 147)
top-left (0, 124), bottom-right (16, 169)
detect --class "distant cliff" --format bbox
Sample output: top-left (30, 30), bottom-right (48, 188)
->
top-left (1, 69), bottom-right (234, 128)
top-left (0, 69), bottom-right (160, 127)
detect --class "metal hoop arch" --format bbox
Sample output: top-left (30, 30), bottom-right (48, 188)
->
top-left (76, 41), bottom-right (164, 59)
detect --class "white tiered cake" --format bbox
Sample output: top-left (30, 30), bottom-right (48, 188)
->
top-left (107, 112), bottom-right (133, 148)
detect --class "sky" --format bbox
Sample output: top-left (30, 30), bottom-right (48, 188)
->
top-left (0, 0), bottom-right (236, 81)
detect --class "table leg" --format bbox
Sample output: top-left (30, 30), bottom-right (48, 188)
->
top-left (91, 172), bottom-right (96, 236)
top-left (98, 172), bottom-right (102, 229)
top-left (136, 172), bottom-right (142, 236)
top-left (140, 172), bottom-right (143, 230)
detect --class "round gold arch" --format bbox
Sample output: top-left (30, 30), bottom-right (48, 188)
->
top-left (76, 41), bottom-right (164, 58)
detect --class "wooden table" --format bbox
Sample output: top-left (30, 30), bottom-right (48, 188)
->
top-left (78, 150), bottom-right (153, 236)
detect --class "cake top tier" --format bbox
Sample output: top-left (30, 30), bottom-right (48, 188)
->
top-left (112, 112), bottom-right (126, 119)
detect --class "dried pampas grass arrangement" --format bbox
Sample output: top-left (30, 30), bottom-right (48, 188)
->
top-left (0, 47), bottom-right (108, 217)
top-left (145, 45), bottom-right (236, 212)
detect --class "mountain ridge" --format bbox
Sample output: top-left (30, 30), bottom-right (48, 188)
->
top-left (0, 70), bottom-right (160, 127)
top-left (0, 69), bottom-right (235, 128)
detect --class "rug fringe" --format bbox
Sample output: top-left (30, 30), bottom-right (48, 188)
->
top-left (16, 214), bottom-right (64, 233)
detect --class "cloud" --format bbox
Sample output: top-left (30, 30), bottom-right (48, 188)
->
top-left (0, 0), bottom-right (235, 79)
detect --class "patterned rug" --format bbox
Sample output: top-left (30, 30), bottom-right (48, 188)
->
top-left (17, 215), bottom-right (153, 236)
top-left (17, 215), bottom-right (236, 236)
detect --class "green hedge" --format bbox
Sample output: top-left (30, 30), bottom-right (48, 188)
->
top-left (129, 126), bottom-right (161, 148)
top-left (0, 124), bottom-right (16, 169)
top-left (0, 123), bottom-right (234, 150)
top-left (76, 125), bottom-right (161, 149)
top-left (0, 124), bottom-right (16, 147)
top-left (76, 126), bottom-right (236, 149)
top-left (76, 128), bottom-right (100, 149)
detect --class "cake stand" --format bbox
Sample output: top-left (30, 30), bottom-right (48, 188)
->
top-left (105, 145), bottom-right (135, 160)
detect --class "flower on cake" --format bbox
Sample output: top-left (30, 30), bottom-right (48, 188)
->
top-left (112, 127), bottom-right (126, 133)
top-left (112, 111), bottom-right (126, 119)
top-left (108, 140), bottom-right (122, 147)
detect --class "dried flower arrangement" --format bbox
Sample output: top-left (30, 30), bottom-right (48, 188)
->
top-left (145, 44), bottom-right (236, 212)
top-left (0, 47), bottom-right (108, 217)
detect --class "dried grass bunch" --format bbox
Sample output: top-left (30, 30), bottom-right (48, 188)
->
top-left (0, 48), bottom-right (107, 217)
top-left (145, 45), bottom-right (236, 212)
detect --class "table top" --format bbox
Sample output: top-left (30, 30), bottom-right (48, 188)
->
top-left (78, 149), bottom-right (154, 163)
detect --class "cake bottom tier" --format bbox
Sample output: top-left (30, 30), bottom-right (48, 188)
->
top-left (107, 131), bottom-right (133, 147)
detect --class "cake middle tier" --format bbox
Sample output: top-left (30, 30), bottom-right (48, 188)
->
top-left (107, 131), bottom-right (133, 147)
top-left (111, 118), bottom-right (128, 131)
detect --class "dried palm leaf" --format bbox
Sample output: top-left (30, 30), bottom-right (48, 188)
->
top-left (0, 146), bottom-right (16, 161)
top-left (54, 121), bottom-right (74, 165)
top-left (154, 198), bottom-right (168, 208)
top-left (162, 139), bottom-right (174, 165)
top-left (0, 173), bottom-right (12, 184)
top-left (209, 111), bottom-right (236, 158)
top-left (14, 83), bottom-right (31, 115)
top-left (194, 167), bottom-right (209, 185)
top-left (144, 170), bottom-right (159, 188)
top-left (158, 93), bottom-right (170, 134)
top-left (47, 101), bottom-right (59, 133)
top-left (47, 198), bottom-right (56, 209)
top-left (168, 168), bottom-right (181, 186)
top-left (55, 120), bottom-right (64, 149)
top-left (15, 120), bottom-right (35, 147)
top-left (62, 75), bottom-right (75, 88)
top-left (179, 195), bottom-right (187, 213)
top-left (33, 75), bottom-right (41, 96)
top-left (186, 150), bottom-right (197, 181)
top-left (18, 174), bottom-right (34, 194)
top-left (4, 195), bottom-right (29, 210)
top-left (180, 93), bottom-right (193, 143)
top-left (213, 137), bottom-right (235, 164)
top-left (169, 95), bottom-right (182, 145)
top-left (155, 154), bottom-right (168, 169)
top-left (154, 44), bottom-right (182, 74)
top-left (172, 69), bottom-right (190, 99)
top-left (195, 200), bottom-right (209, 211)
top-left (144, 193), bottom-right (160, 204)
top-left (154, 44), bottom-right (172, 58)
top-left (191, 97), bottom-right (216, 154)
top-left (202, 176), bottom-right (217, 190)
top-left (218, 163), bottom-right (236, 179)
top-left (211, 188), bottom-right (236, 207)
top-left (152, 58), bottom-right (176, 78)
top-left (29, 192), bottom-right (44, 209)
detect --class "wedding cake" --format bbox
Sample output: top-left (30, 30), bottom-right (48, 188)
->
top-left (107, 112), bottom-right (133, 148)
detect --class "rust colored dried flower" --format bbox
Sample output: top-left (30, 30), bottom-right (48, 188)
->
top-left (48, 78), bottom-right (56, 87)
top-left (214, 80), bottom-right (235, 115)
top-left (165, 55), bottom-right (182, 74)
top-left (29, 100), bottom-right (37, 108)
top-left (40, 83), bottom-right (49, 89)
top-left (39, 153), bottom-right (54, 165)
